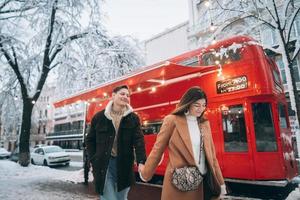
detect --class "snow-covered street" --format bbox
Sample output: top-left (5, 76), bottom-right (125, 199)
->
top-left (1, 159), bottom-right (300, 200)
top-left (0, 160), bottom-right (97, 200)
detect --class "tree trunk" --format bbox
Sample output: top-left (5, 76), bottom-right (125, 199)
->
top-left (18, 99), bottom-right (34, 167)
top-left (288, 63), bottom-right (300, 128)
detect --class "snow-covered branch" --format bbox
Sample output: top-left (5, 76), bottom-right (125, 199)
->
top-left (0, 41), bottom-right (28, 98)
top-left (49, 61), bottom-right (62, 70)
top-left (43, 0), bottom-right (58, 68)
top-left (287, 7), bottom-right (300, 43)
top-left (266, 2), bottom-right (277, 23)
top-left (49, 32), bottom-right (88, 63)
top-left (262, 43), bottom-right (282, 54)
top-left (0, 0), bottom-right (35, 20)
top-left (0, 6), bottom-right (33, 14)
top-left (292, 39), bottom-right (300, 63)
top-left (283, 0), bottom-right (294, 29)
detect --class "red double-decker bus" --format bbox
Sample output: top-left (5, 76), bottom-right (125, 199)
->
top-left (54, 36), bottom-right (297, 188)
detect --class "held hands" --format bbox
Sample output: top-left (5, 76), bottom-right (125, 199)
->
top-left (138, 163), bottom-right (145, 173)
top-left (220, 184), bottom-right (227, 196)
top-left (138, 164), bottom-right (147, 182)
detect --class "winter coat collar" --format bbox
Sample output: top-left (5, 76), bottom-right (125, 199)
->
top-left (104, 100), bottom-right (133, 120)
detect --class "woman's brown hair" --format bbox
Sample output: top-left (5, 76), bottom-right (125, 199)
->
top-left (171, 86), bottom-right (207, 123)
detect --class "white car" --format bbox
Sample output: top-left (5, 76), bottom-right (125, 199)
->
top-left (0, 148), bottom-right (10, 159)
top-left (31, 145), bottom-right (70, 166)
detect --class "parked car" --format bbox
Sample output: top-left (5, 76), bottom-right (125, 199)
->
top-left (31, 145), bottom-right (70, 166)
top-left (10, 148), bottom-right (19, 162)
top-left (33, 144), bottom-right (46, 149)
top-left (0, 148), bottom-right (10, 159)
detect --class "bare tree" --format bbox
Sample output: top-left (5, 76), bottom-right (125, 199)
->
top-left (205, 0), bottom-right (300, 128)
top-left (0, 0), bottom-right (106, 166)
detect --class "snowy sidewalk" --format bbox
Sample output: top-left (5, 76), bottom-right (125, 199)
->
top-left (1, 160), bottom-right (300, 200)
top-left (0, 160), bottom-right (97, 200)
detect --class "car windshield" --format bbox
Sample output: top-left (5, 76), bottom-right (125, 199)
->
top-left (44, 146), bottom-right (64, 153)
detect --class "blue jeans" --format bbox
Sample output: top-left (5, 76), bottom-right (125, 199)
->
top-left (100, 157), bottom-right (130, 200)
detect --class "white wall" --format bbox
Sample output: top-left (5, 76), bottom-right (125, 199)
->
top-left (143, 22), bottom-right (189, 65)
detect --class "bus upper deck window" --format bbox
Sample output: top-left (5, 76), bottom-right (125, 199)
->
top-left (201, 48), bottom-right (241, 66)
top-left (142, 122), bottom-right (162, 135)
top-left (227, 49), bottom-right (241, 61)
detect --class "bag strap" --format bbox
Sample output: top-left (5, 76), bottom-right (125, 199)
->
top-left (169, 121), bottom-right (204, 172)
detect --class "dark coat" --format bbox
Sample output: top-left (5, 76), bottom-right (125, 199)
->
top-left (86, 109), bottom-right (146, 195)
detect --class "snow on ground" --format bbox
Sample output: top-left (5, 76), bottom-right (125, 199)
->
top-left (65, 150), bottom-right (83, 156)
top-left (1, 159), bottom-right (300, 200)
top-left (70, 161), bottom-right (84, 168)
top-left (0, 160), bottom-right (95, 200)
top-left (286, 187), bottom-right (300, 200)
top-left (0, 160), bottom-right (91, 183)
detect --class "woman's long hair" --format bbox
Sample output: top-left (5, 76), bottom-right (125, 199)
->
top-left (171, 87), bottom-right (207, 123)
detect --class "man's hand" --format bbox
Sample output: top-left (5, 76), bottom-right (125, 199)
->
top-left (138, 164), bottom-right (147, 182)
top-left (138, 163), bottom-right (145, 173)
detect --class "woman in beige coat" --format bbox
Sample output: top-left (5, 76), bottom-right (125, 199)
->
top-left (139, 87), bottom-right (226, 200)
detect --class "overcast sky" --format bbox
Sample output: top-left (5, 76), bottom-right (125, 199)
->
top-left (103, 0), bottom-right (189, 41)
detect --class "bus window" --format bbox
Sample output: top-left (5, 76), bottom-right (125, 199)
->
top-left (201, 48), bottom-right (241, 66)
top-left (278, 103), bottom-right (288, 128)
top-left (252, 103), bottom-right (278, 152)
top-left (178, 56), bottom-right (199, 66)
top-left (222, 105), bottom-right (248, 152)
top-left (142, 122), bottom-right (162, 135)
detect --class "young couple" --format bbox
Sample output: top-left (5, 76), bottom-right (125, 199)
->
top-left (86, 85), bottom-right (227, 200)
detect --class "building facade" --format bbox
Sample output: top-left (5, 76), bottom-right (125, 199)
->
top-left (30, 84), bottom-right (56, 147)
top-left (45, 101), bottom-right (85, 150)
top-left (0, 108), bottom-right (18, 151)
top-left (143, 22), bottom-right (189, 65)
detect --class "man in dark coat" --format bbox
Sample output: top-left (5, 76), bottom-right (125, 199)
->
top-left (86, 85), bottom-right (146, 200)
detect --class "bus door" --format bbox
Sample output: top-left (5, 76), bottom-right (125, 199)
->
top-left (248, 99), bottom-right (285, 180)
top-left (217, 100), bottom-right (255, 180)
top-left (276, 102), bottom-right (298, 180)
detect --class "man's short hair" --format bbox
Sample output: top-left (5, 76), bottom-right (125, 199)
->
top-left (112, 85), bottom-right (129, 93)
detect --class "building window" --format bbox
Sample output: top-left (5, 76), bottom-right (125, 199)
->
top-left (200, 48), bottom-right (241, 66)
top-left (45, 109), bottom-right (48, 118)
top-left (262, 28), bottom-right (276, 46)
top-left (275, 56), bottom-right (287, 84)
top-left (291, 59), bottom-right (300, 82)
top-left (291, 16), bottom-right (300, 38)
top-left (43, 125), bottom-right (46, 134)
top-left (278, 103), bottom-right (288, 129)
top-left (39, 110), bottom-right (42, 118)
